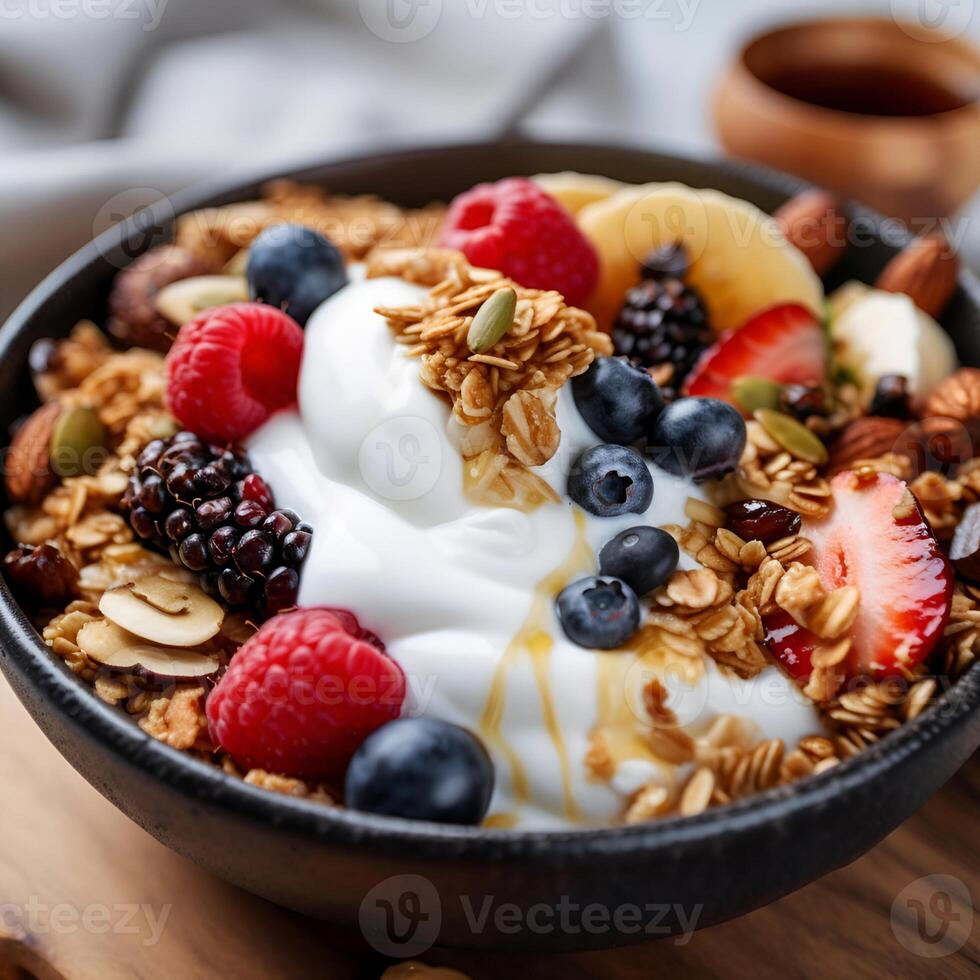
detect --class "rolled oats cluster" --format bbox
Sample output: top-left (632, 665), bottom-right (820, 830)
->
top-left (373, 250), bottom-right (612, 509)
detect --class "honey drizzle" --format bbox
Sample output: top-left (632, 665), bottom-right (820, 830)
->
top-left (590, 626), bottom-right (707, 772)
top-left (479, 510), bottom-right (594, 822)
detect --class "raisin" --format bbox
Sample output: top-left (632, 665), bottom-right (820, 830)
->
top-left (725, 499), bottom-right (802, 544)
top-left (780, 384), bottom-right (829, 421)
top-left (869, 374), bottom-right (913, 420)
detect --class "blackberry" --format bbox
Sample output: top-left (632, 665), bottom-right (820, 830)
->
top-left (123, 432), bottom-right (311, 617)
top-left (612, 242), bottom-right (713, 399)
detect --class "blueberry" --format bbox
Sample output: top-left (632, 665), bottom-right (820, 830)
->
top-left (247, 222), bottom-right (347, 327)
top-left (647, 397), bottom-right (747, 483)
top-left (572, 356), bottom-right (664, 445)
top-left (598, 526), bottom-right (679, 597)
top-left (344, 718), bottom-right (494, 825)
top-left (556, 576), bottom-right (641, 649)
top-left (567, 445), bottom-right (653, 517)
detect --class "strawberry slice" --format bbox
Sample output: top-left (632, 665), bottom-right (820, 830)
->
top-left (684, 303), bottom-right (827, 408)
top-left (765, 471), bottom-right (951, 683)
top-left (763, 609), bottom-right (818, 684)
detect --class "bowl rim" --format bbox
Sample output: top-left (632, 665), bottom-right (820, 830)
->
top-left (1, 137), bottom-right (979, 861)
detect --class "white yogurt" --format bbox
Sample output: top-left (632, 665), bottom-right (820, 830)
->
top-left (248, 275), bottom-right (822, 829)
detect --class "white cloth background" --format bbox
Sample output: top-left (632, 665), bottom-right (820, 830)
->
top-left (0, 0), bottom-right (976, 319)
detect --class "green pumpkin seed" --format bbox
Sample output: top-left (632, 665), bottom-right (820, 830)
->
top-left (732, 376), bottom-right (785, 414)
top-left (754, 408), bottom-right (828, 466)
top-left (49, 406), bottom-right (106, 478)
top-left (467, 287), bottom-right (517, 354)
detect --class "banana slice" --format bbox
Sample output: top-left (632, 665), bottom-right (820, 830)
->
top-left (577, 182), bottom-right (824, 332)
top-left (532, 172), bottom-right (628, 216)
top-left (830, 281), bottom-right (958, 399)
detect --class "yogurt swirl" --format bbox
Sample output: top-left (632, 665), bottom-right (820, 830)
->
top-left (247, 273), bottom-right (822, 829)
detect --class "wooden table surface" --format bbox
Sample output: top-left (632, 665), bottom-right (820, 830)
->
top-left (0, 675), bottom-right (975, 980)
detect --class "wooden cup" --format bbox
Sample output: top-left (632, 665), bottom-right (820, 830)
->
top-left (713, 17), bottom-right (980, 224)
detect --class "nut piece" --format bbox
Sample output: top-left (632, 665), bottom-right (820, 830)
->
top-left (5, 402), bottom-right (62, 504)
top-left (3, 543), bottom-right (78, 607)
top-left (154, 275), bottom-right (250, 326)
top-left (106, 244), bottom-right (210, 350)
top-left (875, 231), bottom-right (959, 319)
top-left (950, 502), bottom-right (980, 583)
top-left (828, 416), bottom-right (907, 473)
top-left (77, 619), bottom-right (221, 680)
top-left (923, 367), bottom-right (980, 423)
top-left (99, 575), bottom-right (224, 647)
top-left (774, 189), bottom-right (848, 277)
top-left (49, 405), bottom-right (106, 478)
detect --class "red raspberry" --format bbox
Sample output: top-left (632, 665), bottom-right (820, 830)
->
top-left (322, 607), bottom-right (386, 653)
top-left (206, 608), bottom-right (404, 781)
top-left (439, 177), bottom-right (599, 307)
top-left (166, 303), bottom-right (303, 442)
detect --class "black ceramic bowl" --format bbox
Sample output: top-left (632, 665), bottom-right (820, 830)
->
top-left (1, 142), bottom-right (979, 954)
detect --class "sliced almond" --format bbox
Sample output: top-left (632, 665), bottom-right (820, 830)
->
top-left (79, 549), bottom-right (194, 595)
top-left (99, 575), bottom-right (223, 647)
top-left (77, 619), bottom-right (220, 680)
top-left (154, 275), bottom-right (249, 326)
top-left (132, 575), bottom-right (194, 614)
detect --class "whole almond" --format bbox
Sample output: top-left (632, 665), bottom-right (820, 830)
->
top-left (774, 190), bottom-right (848, 277)
top-left (5, 402), bottom-right (62, 504)
top-left (923, 367), bottom-right (980, 422)
top-left (828, 416), bottom-right (907, 473)
top-left (875, 231), bottom-right (959, 319)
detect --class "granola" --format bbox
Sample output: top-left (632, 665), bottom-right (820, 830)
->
top-left (2, 171), bottom-right (977, 837)
top-left (374, 254), bottom-right (612, 509)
